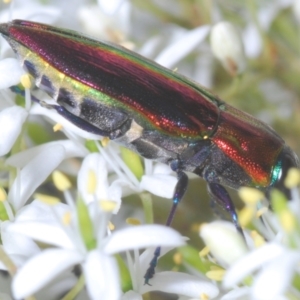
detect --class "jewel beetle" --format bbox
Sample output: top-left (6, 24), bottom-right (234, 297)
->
top-left (0, 20), bottom-right (299, 284)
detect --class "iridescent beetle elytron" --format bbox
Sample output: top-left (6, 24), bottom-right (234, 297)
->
top-left (0, 20), bottom-right (299, 283)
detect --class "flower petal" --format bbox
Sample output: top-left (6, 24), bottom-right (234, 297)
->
top-left (84, 250), bottom-right (121, 300)
top-left (140, 174), bottom-right (177, 199)
top-left (252, 252), bottom-right (300, 300)
top-left (16, 200), bottom-right (69, 223)
top-left (12, 249), bottom-right (82, 299)
top-left (141, 271), bottom-right (219, 299)
top-left (6, 140), bottom-right (87, 168)
top-left (221, 287), bottom-right (251, 299)
top-left (103, 225), bottom-right (185, 254)
top-left (155, 25), bottom-right (210, 68)
top-left (0, 58), bottom-right (24, 88)
top-left (8, 144), bottom-right (66, 210)
top-left (0, 106), bottom-right (28, 156)
top-left (121, 290), bottom-right (143, 300)
top-left (7, 221), bottom-right (75, 249)
top-left (1, 221), bottom-right (40, 257)
top-left (223, 243), bottom-right (285, 288)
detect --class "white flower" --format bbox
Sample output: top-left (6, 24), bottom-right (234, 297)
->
top-left (223, 243), bottom-right (300, 300)
top-left (0, 139), bottom-right (87, 273)
top-left (5, 151), bottom-right (185, 299)
top-left (9, 207), bottom-right (185, 299)
top-left (210, 21), bottom-right (246, 75)
top-left (77, 153), bottom-right (122, 212)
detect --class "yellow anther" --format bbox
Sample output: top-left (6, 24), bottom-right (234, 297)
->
top-left (0, 187), bottom-right (7, 202)
top-left (101, 137), bottom-right (110, 147)
top-left (62, 211), bottom-right (72, 225)
top-left (206, 269), bottom-right (225, 281)
top-left (279, 210), bottom-right (296, 233)
top-left (284, 168), bottom-right (300, 189)
top-left (53, 123), bottom-right (63, 132)
top-left (201, 293), bottom-right (210, 300)
top-left (173, 252), bottom-right (182, 265)
top-left (34, 193), bottom-right (61, 205)
top-left (126, 218), bottom-right (141, 225)
top-left (99, 200), bottom-right (117, 212)
top-left (53, 171), bottom-right (72, 191)
top-left (87, 170), bottom-right (97, 194)
top-left (21, 74), bottom-right (31, 89)
top-left (238, 187), bottom-right (264, 204)
top-left (108, 221), bottom-right (115, 231)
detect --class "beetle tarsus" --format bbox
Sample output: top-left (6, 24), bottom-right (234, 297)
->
top-left (144, 246), bottom-right (161, 285)
top-left (144, 169), bottom-right (188, 284)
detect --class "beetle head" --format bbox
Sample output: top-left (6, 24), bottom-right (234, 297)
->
top-left (269, 145), bottom-right (300, 199)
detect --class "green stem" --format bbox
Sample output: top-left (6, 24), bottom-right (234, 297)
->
top-left (140, 192), bottom-right (153, 224)
top-left (61, 274), bottom-right (85, 300)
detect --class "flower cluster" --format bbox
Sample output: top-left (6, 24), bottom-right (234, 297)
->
top-left (200, 169), bottom-right (300, 300)
top-left (0, 0), bottom-right (299, 300)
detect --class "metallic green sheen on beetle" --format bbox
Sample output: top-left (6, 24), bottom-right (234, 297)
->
top-left (0, 20), bottom-right (299, 283)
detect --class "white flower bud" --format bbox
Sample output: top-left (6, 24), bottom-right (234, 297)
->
top-left (200, 221), bottom-right (248, 266)
top-left (293, 0), bottom-right (300, 24)
top-left (210, 22), bottom-right (246, 76)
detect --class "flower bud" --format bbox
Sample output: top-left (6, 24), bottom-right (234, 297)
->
top-left (293, 0), bottom-right (300, 24)
top-left (210, 22), bottom-right (246, 76)
top-left (200, 221), bottom-right (248, 266)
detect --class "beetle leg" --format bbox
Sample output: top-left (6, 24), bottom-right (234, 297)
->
top-left (144, 169), bottom-right (188, 285)
top-left (207, 182), bottom-right (245, 239)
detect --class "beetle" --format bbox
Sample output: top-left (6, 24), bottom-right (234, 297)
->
top-left (0, 20), bottom-right (299, 284)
